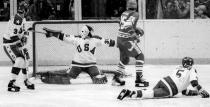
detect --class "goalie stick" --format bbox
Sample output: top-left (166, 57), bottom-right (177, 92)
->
top-left (27, 28), bottom-right (46, 35)
top-left (27, 27), bottom-right (62, 35)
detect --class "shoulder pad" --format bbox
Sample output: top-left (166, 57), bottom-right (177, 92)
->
top-left (13, 14), bottom-right (23, 25)
top-left (132, 12), bottom-right (139, 18)
top-left (91, 35), bottom-right (102, 40)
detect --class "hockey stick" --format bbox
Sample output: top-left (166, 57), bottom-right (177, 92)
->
top-left (27, 28), bottom-right (46, 35)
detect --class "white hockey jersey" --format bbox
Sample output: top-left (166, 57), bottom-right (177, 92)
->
top-left (162, 66), bottom-right (198, 96)
top-left (62, 34), bottom-right (114, 67)
top-left (170, 66), bottom-right (198, 92)
top-left (3, 14), bottom-right (26, 44)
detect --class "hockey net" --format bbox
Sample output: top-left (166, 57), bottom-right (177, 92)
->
top-left (32, 20), bottom-right (121, 77)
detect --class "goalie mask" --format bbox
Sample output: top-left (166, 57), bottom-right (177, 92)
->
top-left (80, 25), bottom-right (94, 38)
top-left (182, 57), bottom-right (194, 68)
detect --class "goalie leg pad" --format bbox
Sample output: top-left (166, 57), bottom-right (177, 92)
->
top-left (38, 70), bottom-right (70, 84)
top-left (92, 74), bottom-right (108, 84)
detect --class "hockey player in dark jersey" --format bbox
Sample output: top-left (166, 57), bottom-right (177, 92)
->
top-left (112, 0), bottom-right (148, 87)
top-left (3, 3), bottom-right (35, 92)
top-left (117, 57), bottom-right (209, 100)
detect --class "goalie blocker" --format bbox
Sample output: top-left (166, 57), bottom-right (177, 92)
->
top-left (43, 27), bottom-right (63, 38)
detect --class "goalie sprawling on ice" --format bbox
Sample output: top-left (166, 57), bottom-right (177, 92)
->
top-left (37, 25), bottom-right (116, 84)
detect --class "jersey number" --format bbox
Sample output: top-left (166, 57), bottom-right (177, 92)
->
top-left (77, 44), bottom-right (96, 54)
top-left (14, 28), bottom-right (23, 34)
top-left (176, 70), bottom-right (184, 78)
top-left (120, 15), bottom-right (135, 29)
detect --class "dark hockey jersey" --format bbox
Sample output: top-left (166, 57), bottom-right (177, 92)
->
top-left (118, 10), bottom-right (139, 38)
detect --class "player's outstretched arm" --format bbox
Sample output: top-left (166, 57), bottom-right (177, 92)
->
top-left (43, 27), bottom-right (64, 40)
top-left (191, 80), bottom-right (209, 98)
top-left (95, 36), bottom-right (115, 47)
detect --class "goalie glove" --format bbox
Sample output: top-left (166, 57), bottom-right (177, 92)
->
top-left (43, 27), bottom-right (63, 39)
top-left (92, 74), bottom-right (108, 84)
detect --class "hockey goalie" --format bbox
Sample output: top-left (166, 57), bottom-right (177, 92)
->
top-left (36, 25), bottom-right (118, 84)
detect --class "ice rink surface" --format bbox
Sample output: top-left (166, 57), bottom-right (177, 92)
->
top-left (0, 65), bottom-right (210, 107)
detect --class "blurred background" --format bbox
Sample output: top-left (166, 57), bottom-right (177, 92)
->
top-left (0, 0), bottom-right (210, 21)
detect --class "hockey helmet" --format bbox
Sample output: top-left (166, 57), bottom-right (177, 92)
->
top-left (182, 57), bottom-right (194, 68)
top-left (17, 1), bottom-right (28, 15)
top-left (127, 0), bottom-right (137, 10)
top-left (81, 25), bottom-right (94, 38)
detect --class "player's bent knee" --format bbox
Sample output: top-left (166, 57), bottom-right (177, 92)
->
top-left (92, 74), bottom-right (108, 84)
top-left (14, 57), bottom-right (25, 68)
top-left (121, 57), bottom-right (130, 65)
top-left (135, 53), bottom-right (144, 61)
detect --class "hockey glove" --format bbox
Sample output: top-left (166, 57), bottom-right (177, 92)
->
top-left (20, 36), bottom-right (28, 45)
top-left (199, 89), bottom-right (209, 98)
top-left (27, 27), bottom-right (33, 31)
top-left (92, 74), bottom-right (108, 84)
top-left (43, 27), bottom-right (62, 38)
top-left (182, 89), bottom-right (198, 96)
top-left (23, 31), bottom-right (29, 36)
top-left (23, 48), bottom-right (30, 60)
top-left (135, 27), bottom-right (144, 37)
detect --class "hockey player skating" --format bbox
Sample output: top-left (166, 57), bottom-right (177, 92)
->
top-left (117, 57), bottom-right (209, 100)
top-left (39, 25), bottom-right (116, 84)
top-left (3, 3), bottom-right (35, 92)
top-left (112, 0), bottom-right (148, 87)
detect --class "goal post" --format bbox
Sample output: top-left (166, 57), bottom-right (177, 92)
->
top-left (32, 20), bottom-right (121, 77)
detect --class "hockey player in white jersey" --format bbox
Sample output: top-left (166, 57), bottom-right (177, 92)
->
top-left (40, 25), bottom-right (117, 84)
top-left (117, 57), bottom-right (209, 100)
top-left (3, 3), bottom-right (35, 92)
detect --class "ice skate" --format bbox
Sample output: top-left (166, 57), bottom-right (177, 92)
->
top-left (135, 77), bottom-right (149, 87)
top-left (24, 79), bottom-right (35, 90)
top-left (117, 89), bottom-right (132, 100)
top-left (112, 75), bottom-right (125, 86)
top-left (8, 80), bottom-right (20, 92)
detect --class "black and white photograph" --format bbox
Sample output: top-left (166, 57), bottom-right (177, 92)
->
top-left (0, 0), bottom-right (210, 107)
